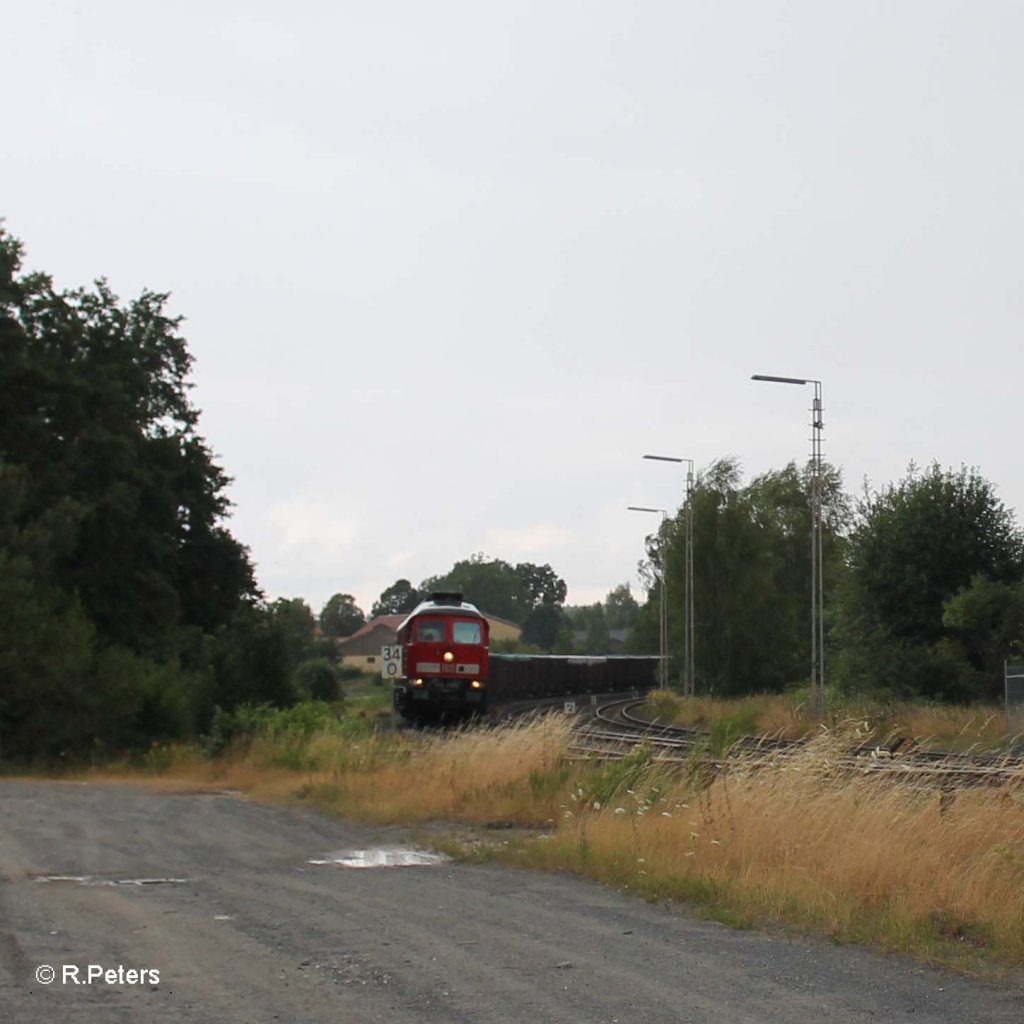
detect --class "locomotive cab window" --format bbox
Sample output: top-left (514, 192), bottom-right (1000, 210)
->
top-left (417, 620), bottom-right (445, 642)
top-left (452, 621), bottom-right (481, 644)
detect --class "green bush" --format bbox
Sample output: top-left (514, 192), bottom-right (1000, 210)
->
top-left (294, 658), bottom-right (343, 701)
top-left (646, 689), bottom-right (683, 721)
top-left (201, 700), bottom-right (374, 757)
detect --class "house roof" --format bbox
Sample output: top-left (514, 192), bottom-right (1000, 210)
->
top-left (337, 615), bottom-right (405, 643)
top-left (484, 612), bottom-right (522, 630)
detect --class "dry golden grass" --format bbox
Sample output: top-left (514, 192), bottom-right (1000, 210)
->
top-left (114, 712), bottom-right (1024, 969)
top-left (520, 731), bottom-right (1024, 967)
top-left (645, 690), bottom-right (1011, 750)
top-left (109, 714), bottom-right (575, 824)
top-left (304, 714), bottom-right (574, 825)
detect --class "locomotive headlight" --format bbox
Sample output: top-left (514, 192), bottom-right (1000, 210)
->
top-left (470, 680), bottom-right (483, 690)
top-left (412, 678), bottom-right (424, 687)
top-left (443, 651), bottom-right (454, 663)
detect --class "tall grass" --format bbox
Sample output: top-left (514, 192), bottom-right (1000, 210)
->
top-left (645, 690), bottom-right (1011, 750)
top-left (132, 710), bottom-right (1024, 970)
top-left (526, 730), bottom-right (1024, 967)
top-left (298, 714), bottom-right (575, 825)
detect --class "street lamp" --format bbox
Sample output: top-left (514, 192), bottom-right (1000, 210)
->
top-left (628, 506), bottom-right (669, 690)
top-left (751, 374), bottom-right (825, 717)
top-left (643, 454), bottom-right (695, 696)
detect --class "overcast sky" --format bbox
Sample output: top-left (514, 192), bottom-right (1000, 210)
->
top-left (6, 1), bottom-right (1023, 616)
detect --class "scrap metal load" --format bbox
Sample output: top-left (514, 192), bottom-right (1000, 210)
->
top-left (486, 654), bottom-right (660, 705)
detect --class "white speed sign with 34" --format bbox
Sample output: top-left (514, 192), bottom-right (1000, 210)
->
top-left (381, 645), bottom-right (402, 680)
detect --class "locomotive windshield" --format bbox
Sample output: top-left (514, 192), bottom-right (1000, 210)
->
top-left (452, 621), bottom-right (481, 644)
top-left (417, 620), bottom-right (445, 642)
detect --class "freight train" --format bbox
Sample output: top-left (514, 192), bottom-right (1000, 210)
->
top-left (391, 592), bottom-right (660, 723)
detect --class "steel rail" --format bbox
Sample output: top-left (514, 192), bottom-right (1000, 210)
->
top-left (577, 696), bottom-right (1024, 790)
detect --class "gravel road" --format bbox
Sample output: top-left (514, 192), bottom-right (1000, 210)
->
top-left (1, 779), bottom-right (1021, 1023)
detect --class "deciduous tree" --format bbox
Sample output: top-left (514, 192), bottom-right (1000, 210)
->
top-left (319, 593), bottom-right (366, 637)
top-left (0, 224), bottom-right (267, 759)
top-left (371, 579), bottom-right (424, 617)
top-left (835, 463), bottom-right (1024, 699)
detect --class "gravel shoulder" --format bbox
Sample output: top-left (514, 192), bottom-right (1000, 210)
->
top-left (1, 779), bottom-right (1022, 1023)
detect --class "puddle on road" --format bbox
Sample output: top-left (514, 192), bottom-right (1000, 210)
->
top-left (308, 847), bottom-right (449, 868)
top-left (34, 876), bottom-right (190, 887)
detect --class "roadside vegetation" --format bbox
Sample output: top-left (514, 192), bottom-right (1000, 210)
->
top-left (7, 222), bottom-right (1024, 973)
top-left (644, 689), bottom-right (1011, 751)
top-left (118, 703), bottom-right (1024, 974)
top-left (5, 222), bottom-right (1024, 766)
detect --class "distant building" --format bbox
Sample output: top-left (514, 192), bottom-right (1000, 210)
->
top-left (334, 615), bottom-right (405, 673)
top-left (485, 614), bottom-right (522, 644)
top-left (336, 611), bottom-right (523, 673)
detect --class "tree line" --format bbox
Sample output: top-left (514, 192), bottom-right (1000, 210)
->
top-left (631, 457), bottom-right (1024, 702)
top-left (318, 560), bottom-right (640, 655)
top-left (4, 225), bottom-right (1022, 762)
top-left (0, 226), bottom-right (339, 761)
top-left (0, 225), bottom-right (592, 761)
top-left (321, 555), bottom-right (569, 645)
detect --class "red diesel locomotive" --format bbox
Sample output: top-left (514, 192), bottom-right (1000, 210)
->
top-left (392, 593), bottom-right (489, 719)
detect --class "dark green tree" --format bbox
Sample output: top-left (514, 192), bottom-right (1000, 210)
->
top-left (203, 602), bottom-right (295, 721)
top-left (604, 582), bottom-right (640, 631)
top-left (0, 225), bottom-right (256, 654)
top-left (293, 657), bottom-right (343, 702)
top-left (520, 603), bottom-right (567, 650)
top-left (583, 603), bottom-right (612, 653)
top-left (942, 576), bottom-right (1024, 698)
top-left (0, 463), bottom-right (95, 759)
top-left (421, 554), bottom-right (531, 623)
top-left (623, 597), bottom-right (660, 656)
top-left (370, 579), bottom-right (424, 617)
top-left (652, 458), bottom-right (848, 695)
top-left (513, 562), bottom-right (568, 608)
top-left (0, 223), bottom-right (267, 758)
top-left (269, 598), bottom-right (317, 675)
top-left (835, 463), bottom-right (1024, 699)
top-left (319, 593), bottom-right (366, 637)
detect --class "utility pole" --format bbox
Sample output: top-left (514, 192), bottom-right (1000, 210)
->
top-left (752, 375), bottom-right (825, 716)
top-left (643, 454), bottom-right (696, 695)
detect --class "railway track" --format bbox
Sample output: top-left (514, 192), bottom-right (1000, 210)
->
top-left (572, 695), bottom-right (1024, 790)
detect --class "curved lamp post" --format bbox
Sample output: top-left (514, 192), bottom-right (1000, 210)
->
top-left (643, 455), bottom-right (695, 696)
top-left (627, 506), bottom-right (669, 690)
top-left (751, 374), bottom-right (825, 717)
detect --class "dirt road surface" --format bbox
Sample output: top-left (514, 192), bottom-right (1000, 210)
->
top-left (1, 780), bottom-right (1021, 1023)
